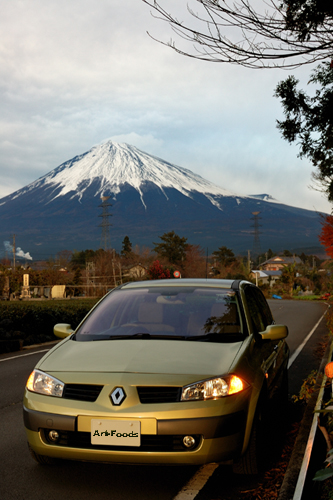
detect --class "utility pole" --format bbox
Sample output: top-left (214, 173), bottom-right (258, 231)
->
top-left (12, 234), bottom-right (16, 271)
top-left (250, 212), bottom-right (262, 257)
top-left (98, 197), bottom-right (112, 251)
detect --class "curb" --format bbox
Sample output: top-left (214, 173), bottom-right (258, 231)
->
top-left (22, 340), bottom-right (60, 350)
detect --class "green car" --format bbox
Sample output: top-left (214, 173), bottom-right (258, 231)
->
top-left (24, 279), bottom-right (289, 474)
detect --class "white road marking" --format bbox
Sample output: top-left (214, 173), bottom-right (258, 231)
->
top-left (288, 311), bottom-right (326, 369)
top-left (0, 349), bottom-right (49, 362)
top-left (172, 463), bottom-right (219, 500)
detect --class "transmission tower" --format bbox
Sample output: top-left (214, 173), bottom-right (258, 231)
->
top-left (250, 211), bottom-right (262, 257)
top-left (98, 196), bottom-right (112, 250)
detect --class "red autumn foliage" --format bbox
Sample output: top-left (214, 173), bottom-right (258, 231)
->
top-left (147, 260), bottom-right (171, 280)
top-left (319, 215), bottom-right (333, 258)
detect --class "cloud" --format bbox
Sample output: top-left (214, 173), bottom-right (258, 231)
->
top-left (0, 0), bottom-right (331, 217)
top-left (4, 241), bottom-right (33, 261)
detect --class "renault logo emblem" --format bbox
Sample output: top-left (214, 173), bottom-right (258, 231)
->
top-left (110, 387), bottom-right (126, 406)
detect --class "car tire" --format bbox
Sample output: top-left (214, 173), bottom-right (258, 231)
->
top-left (272, 368), bottom-right (289, 450)
top-left (233, 395), bottom-right (267, 475)
top-left (28, 443), bottom-right (59, 465)
top-left (233, 370), bottom-right (289, 475)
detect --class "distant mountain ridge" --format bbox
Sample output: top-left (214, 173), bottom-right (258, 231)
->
top-left (0, 141), bottom-right (324, 260)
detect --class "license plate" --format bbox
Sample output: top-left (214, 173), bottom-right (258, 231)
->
top-left (91, 419), bottom-right (141, 447)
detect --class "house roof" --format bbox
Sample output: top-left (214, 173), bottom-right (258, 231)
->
top-left (251, 270), bottom-right (281, 277)
top-left (260, 256), bottom-right (302, 266)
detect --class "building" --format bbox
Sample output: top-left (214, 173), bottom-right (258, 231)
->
top-left (250, 270), bottom-right (282, 287)
top-left (260, 255), bottom-right (302, 271)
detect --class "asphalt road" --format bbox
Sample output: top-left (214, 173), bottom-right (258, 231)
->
top-left (0, 300), bottom-right (329, 500)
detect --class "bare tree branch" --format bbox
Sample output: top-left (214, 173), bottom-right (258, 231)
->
top-left (142, 0), bottom-right (333, 68)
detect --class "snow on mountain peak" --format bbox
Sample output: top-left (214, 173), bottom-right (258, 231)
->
top-left (25, 141), bottom-right (238, 206)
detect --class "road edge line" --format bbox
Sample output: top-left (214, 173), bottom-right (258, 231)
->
top-left (172, 463), bottom-right (219, 500)
top-left (288, 310), bottom-right (327, 369)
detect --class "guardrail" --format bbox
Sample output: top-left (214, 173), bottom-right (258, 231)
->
top-left (278, 340), bottom-right (333, 500)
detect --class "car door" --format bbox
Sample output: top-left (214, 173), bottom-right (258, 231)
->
top-left (243, 285), bottom-right (288, 398)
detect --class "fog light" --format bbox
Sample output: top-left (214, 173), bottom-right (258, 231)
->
top-left (183, 435), bottom-right (195, 448)
top-left (48, 430), bottom-right (60, 442)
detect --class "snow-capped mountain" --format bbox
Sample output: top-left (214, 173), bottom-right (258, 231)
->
top-left (8, 141), bottom-right (240, 208)
top-left (0, 141), bottom-right (324, 259)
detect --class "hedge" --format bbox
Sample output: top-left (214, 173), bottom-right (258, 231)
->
top-left (0, 298), bottom-right (99, 353)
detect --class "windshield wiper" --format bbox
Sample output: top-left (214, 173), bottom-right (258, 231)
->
top-left (93, 333), bottom-right (188, 341)
top-left (186, 332), bottom-right (243, 342)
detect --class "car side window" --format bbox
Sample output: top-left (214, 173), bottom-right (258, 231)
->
top-left (244, 286), bottom-right (273, 333)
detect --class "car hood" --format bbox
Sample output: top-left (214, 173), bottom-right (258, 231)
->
top-left (38, 338), bottom-right (243, 376)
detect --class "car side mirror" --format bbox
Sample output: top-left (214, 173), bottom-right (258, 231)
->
top-left (54, 323), bottom-right (74, 339)
top-left (259, 324), bottom-right (288, 341)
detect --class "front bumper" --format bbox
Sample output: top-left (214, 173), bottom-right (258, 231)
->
top-left (23, 405), bottom-right (246, 465)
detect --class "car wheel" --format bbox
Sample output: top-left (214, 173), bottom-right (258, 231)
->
top-left (28, 443), bottom-right (59, 465)
top-left (233, 370), bottom-right (289, 475)
top-left (272, 369), bottom-right (289, 450)
top-left (233, 396), bottom-right (267, 475)
top-left (280, 369), bottom-right (289, 414)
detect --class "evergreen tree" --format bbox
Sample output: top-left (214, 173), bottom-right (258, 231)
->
top-left (153, 231), bottom-right (188, 265)
top-left (70, 250), bottom-right (96, 269)
top-left (121, 236), bottom-right (133, 257)
top-left (275, 62), bottom-right (333, 200)
top-left (212, 246), bottom-right (236, 267)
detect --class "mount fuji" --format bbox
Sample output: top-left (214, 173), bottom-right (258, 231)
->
top-left (0, 141), bottom-right (324, 259)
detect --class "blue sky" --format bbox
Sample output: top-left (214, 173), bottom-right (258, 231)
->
top-left (0, 0), bottom-right (331, 214)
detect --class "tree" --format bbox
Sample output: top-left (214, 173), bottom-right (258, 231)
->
top-left (70, 249), bottom-right (97, 270)
top-left (0, 257), bottom-right (11, 268)
top-left (153, 231), bottom-right (188, 265)
top-left (182, 244), bottom-right (207, 278)
top-left (56, 250), bottom-right (72, 269)
top-left (70, 267), bottom-right (82, 296)
top-left (143, 1), bottom-right (333, 199)
top-left (212, 246), bottom-right (236, 267)
top-left (275, 61), bottom-right (333, 200)
top-left (121, 236), bottom-right (133, 257)
top-left (319, 214), bottom-right (333, 257)
top-left (280, 263), bottom-right (297, 294)
top-left (142, 0), bottom-right (333, 69)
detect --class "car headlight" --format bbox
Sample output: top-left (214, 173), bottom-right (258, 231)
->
top-left (181, 375), bottom-right (248, 401)
top-left (26, 369), bottom-right (64, 398)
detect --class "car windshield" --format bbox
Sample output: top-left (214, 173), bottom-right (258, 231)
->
top-left (74, 286), bottom-right (244, 342)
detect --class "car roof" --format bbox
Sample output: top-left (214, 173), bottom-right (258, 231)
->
top-left (120, 278), bottom-right (247, 290)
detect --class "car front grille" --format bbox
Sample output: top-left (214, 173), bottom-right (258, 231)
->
top-left (42, 430), bottom-right (201, 452)
top-left (62, 385), bottom-right (181, 404)
top-left (137, 386), bottom-right (181, 404)
top-left (62, 384), bottom-right (104, 402)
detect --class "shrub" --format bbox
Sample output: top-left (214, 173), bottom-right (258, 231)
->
top-left (0, 299), bottom-right (99, 348)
